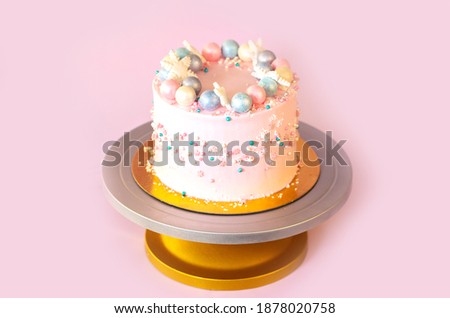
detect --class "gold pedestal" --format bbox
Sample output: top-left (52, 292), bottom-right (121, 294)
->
top-left (145, 230), bottom-right (308, 290)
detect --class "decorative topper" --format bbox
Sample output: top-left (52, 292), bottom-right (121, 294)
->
top-left (161, 50), bottom-right (197, 82)
top-left (213, 82), bottom-right (231, 110)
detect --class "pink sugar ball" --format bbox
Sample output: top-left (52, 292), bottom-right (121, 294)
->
top-left (246, 85), bottom-right (267, 105)
top-left (272, 58), bottom-right (290, 69)
top-left (202, 42), bottom-right (221, 62)
top-left (160, 79), bottom-right (180, 100)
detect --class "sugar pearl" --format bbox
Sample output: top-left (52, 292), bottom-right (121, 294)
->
top-left (199, 90), bottom-right (220, 110)
top-left (175, 86), bottom-right (196, 106)
top-left (246, 84), bottom-right (267, 104)
top-left (159, 79), bottom-right (180, 100)
top-left (188, 54), bottom-right (203, 72)
top-left (202, 42), bottom-right (221, 62)
top-left (231, 92), bottom-right (252, 113)
top-left (221, 39), bottom-right (239, 58)
top-left (238, 43), bottom-right (253, 62)
top-left (258, 77), bottom-right (278, 96)
top-left (182, 76), bottom-right (202, 95)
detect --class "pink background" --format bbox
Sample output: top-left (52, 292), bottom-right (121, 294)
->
top-left (1, 0), bottom-right (449, 297)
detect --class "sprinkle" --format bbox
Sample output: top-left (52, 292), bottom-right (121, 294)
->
top-left (235, 62), bottom-right (240, 67)
top-left (159, 133), bottom-right (163, 137)
top-left (204, 67), bottom-right (209, 73)
top-left (196, 108), bottom-right (201, 113)
top-left (181, 191), bottom-right (186, 197)
top-left (249, 140), bottom-right (255, 146)
top-left (265, 105), bottom-right (271, 109)
top-left (209, 157), bottom-right (214, 161)
top-left (238, 167), bottom-right (243, 173)
top-left (189, 141), bottom-right (194, 145)
top-left (155, 70), bottom-right (159, 74)
top-left (226, 116), bottom-right (231, 121)
top-left (279, 142), bottom-right (285, 146)
top-left (276, 137), bottom-right (280, 141)
top-left (167, 146), bottom-right (172, 150)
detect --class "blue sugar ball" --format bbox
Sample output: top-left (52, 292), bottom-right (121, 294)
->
top-left (182, 76), bottom-right (202, 95)
top-left (157, 68), bottom-right (169, 80)
top-left (257, 50), bottom-right (277, 65)
top-left (258, 77), bottom-right (278, 96)
top-left (231, 92), bottom-right (252, 113)
top-left (175, 47), bottom-right (190, 59)
top-left (221, 39), bottom-right (239, 58)
top-left (199, 90), bottom-right (220, 111)
top-left (188, 54), bottom-right (203, 72)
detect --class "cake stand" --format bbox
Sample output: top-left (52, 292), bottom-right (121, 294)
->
top-left (102, 121), bottom-right (352, 290)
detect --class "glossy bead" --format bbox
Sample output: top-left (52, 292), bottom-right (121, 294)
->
top-left (258, 77), bottom-right (278, 96)
top-left (202, 42), bottom-right (221, 62)
top-left (221, 39), bottom-right (239, 58)
top-left (175, 47), bottom-right (190, 59)
top-left (272, 58), bottom-right (290, 69)
top-left (188, 54), bottom-right (203, 72)
top-left (246, 85), bottom-right (266, 104)
top-left (231, 92), bottom-right (252, 113)
top-left (255, 62), bottom-right (273, 72)
top-left (276, 66), bottom-right (294, 82)
top-left (175, 86), bottom-right (196, 106)
top-left (238, 43), bottom-right (253, 62)
top-left (199, 90), bottom-right (220, 111)
top-left (257, 50), bottom-right (276, 66)
top-left (182, 76), bottom-right (202, 95)
top-left (157, 68), bottom-right (169, 81)
top-left (159, 79), bottom-right (180, 100)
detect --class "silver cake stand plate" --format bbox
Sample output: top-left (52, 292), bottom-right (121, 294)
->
top-left (102, 121), bottom-right (352, 290)
top-left (102, 121), bottom-right (352, 244)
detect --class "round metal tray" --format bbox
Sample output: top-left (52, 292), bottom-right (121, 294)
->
top-left (102, 121), bottom-right (352, 244)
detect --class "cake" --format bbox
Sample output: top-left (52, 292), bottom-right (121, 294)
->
top-left (150, 40), bottom-right (300, 202)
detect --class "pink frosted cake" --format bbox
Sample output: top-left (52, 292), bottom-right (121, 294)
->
top-left (150, 40), bottom-right (300, 202)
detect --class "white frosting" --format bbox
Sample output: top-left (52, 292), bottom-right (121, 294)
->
top-left (151, 60), bottom-right (299, 202)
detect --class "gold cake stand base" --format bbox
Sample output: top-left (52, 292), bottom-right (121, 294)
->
top-left (145, 230), bottom-right (307, 290)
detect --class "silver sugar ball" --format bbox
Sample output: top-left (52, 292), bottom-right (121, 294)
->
top-left (188, 54), bottom-right (203, 72)
top-left (255, 62), bottom-right (273, 72)
top-left (257, 50), bottom-right (277, 66)
top-left (182, 76), bottom-right (202, 95)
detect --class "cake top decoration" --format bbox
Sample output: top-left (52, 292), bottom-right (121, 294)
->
top-left (154, 39), bottom-right (298, 116)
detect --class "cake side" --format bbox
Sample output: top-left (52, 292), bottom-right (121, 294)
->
top-left (150, 40), bottom-right (301, 202)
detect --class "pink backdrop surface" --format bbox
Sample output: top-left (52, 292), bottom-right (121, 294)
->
top-left (1, 0), bottom-right (449, 297)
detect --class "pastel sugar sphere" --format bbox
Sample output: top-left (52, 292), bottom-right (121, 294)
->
top-left (202, 42), bottom-right (221, 62)
top-left (272, 58), bottom-right (290, 69)
top-left (221, 39), bottom-right (239, 58)
top-left (246, 85), bottom-right (266, 104)
top-left (238, 43), bottom-right (252, 62)
top-left (276, 66), bottom-right (294, 82)
top-left (188, 54), bottom-right (203, 72)
top-left (257, 50), bottom-right (276, 66)
top-left (199, 90), bottom-right (220, 110)
top-left (160, 79), bottom-right (180, 100)
top-left (258, 77), bottom-right (278, 96)
top-left (231, 92), bottom-right (252, 113)
top-left (175, 47), bottom-right (190, 59)
top-left (175, 86), bottom-right (196, 106)
top-left (255, 62), bottom-right (273, 72)
top-left (157, 68), bottom-right (169, 81)
top-left (182, 76), bottom-right (202, 95)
